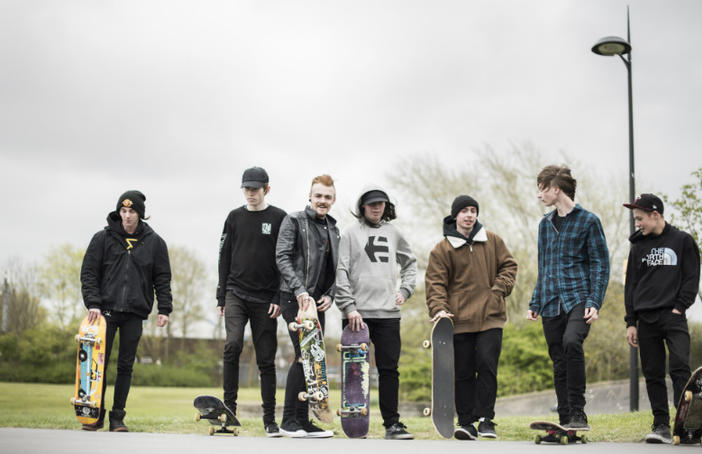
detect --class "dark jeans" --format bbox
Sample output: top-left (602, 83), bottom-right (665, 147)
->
top-left (638, 309), bottom-right (691, 426)
top-left (542, 303), bottom-right (590, 423)
top-left (342, 318), bottom-right (402, 428)
top-left (280, 292), bottom-right (326, 425)
top-left (223, 291), bottom-right (278, 425)
top-left (454, 328), bottom-right (503, 425)
top-left (99, 311), bottom-right (143, 416)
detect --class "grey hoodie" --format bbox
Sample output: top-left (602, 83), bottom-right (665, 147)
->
top-left (335, 186), bottom-right (417, 319)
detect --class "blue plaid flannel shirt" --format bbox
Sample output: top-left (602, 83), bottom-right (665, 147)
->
top-left (529, 205), bottom-right (610, 317)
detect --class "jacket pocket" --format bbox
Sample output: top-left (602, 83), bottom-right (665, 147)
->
top-left (485, 291), bottom-right (506, 319)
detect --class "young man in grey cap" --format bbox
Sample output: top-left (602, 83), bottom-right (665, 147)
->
top-left (80, 190), bottom-right (173, 432)
top-left (217, 167), bottom-right (287, 437)
top-left (335, 185), bottom-right (417, 439)
top-left (624, 193), bottom-right (700, 443)
top-left (425, 195), bottom-right (518, 440)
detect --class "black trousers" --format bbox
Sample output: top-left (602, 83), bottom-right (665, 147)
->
top-left (342, 317), bottom-right (402, 428)
top-left (542, 303), bottom-right (590, 423)
top-left (638, 309), bottom-right (691, 426)
top-left (100, 311), bottom-right (143, 415)
top-left (223, 292), bottom-right (278, 425)
top-left (280, 292), bottom-right (326, 425)
top-left (454, 328), bottom-right (503, 425)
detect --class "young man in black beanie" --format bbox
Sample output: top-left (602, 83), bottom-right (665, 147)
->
top-left (623, 194), bottom-right (700, 443)
top-left (425, 195), bottom-right (518, 440)
top-left (80, 190), bottom-right (173, 432)
top-left (217, 167), bottom-right (287, 437)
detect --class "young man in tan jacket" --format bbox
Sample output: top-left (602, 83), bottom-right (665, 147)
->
top-left (425, 195), bottom-right (517, 440)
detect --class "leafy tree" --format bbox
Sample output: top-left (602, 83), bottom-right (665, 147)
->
top-left (0, 258), bottom-right (46, 334)
top-left (37, 244), bottom-right (85, 329)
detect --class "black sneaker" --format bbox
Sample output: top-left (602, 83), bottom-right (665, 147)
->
top-left (564, 410), bottom-right (590, 430)
top-left (645, 424), bottom-right (672, 444)
top-left (265, 422), bottom-right (283, 438)
top-left (385, 422), bottom-right (414, 440)
top-left (454, 424), bottom-right (478, 440)
top-left (280, 420), bottom-right (307, 438)
top-left (477, 418), bottom-right (497, 438)
top-left (301, 420), bottom-right (333, 438)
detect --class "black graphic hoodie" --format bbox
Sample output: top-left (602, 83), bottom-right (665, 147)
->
top-left (624, 222), bottom-right (700, 327)
top-left (81, 211), bottom-right (173, 319)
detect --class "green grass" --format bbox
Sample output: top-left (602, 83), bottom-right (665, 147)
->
top-left (0, 382), bottom-right (652, 441)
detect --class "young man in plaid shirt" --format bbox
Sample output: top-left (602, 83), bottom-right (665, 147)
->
top-left (526, 165), bottom-right (610, 430)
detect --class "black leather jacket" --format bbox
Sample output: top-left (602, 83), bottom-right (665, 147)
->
top-left (275, 206), bottom-right (340, 299)
top-left (80, 212), bottom-right (173, 319)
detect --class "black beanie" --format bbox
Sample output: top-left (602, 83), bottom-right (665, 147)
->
top-left (116, 190), bottom-right (146, 219)
top-left (451, 195), bottom-right (479, 219)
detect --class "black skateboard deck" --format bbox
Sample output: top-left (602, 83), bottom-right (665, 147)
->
top-left (194, 395), bottom-right (240, 436)
top-left (423, 317), bottom-right (454, 439)
top-left (530, 421), bottom-right (589, 444)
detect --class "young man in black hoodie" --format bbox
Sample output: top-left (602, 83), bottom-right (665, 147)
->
top-left (624, 193), bottom-right (701, 444)
top-left (80, 190), bottom-right (173, 432)
top-left (217, 167), bottom-right (287, 437)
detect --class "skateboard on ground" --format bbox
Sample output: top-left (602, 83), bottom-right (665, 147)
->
top-left (673, 366), bottom-right (702, 445)
top-left (422, 316), bottom-right (454, 439)
top-left (288, 301), bottom-right (333, 423)
top-left (70, 314), bottom-right (107, 425)
top-left (336, 323), bottom-right (370, 438)
top-left (530, 421), bottom-right (589, 444)
top-left (193, 395), bottom-right (240, 436)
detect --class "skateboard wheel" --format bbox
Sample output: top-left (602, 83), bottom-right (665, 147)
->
top-left (336, 344), bottom-right (341, 352)
top-left (360, 343), bottom-right (367, 351)
top-left (195, 413), bottom-right (200, 422)
top-left (422, 340), bottom-right (430, 349)
top-left (208, 426), bottom-right (215, 436)
top-left (361, 407), bottom-right (368, 416)
top-left (336, 409), bottom-right (341, 416)
top-left (304, 321), bottom-right (314, 330)
top-left (70, 397), bottom-right (76, 405)
top-left (298, 391), bottom-right (308, 401)
top-left (534, 435), bottom-right (541, 444)
top-left (75, 334), bottom-right (81, 343)
top-left (581, 435), bottom-right (587, 444)
top-left (685, 390), bottom-right (693, 402)
top-left (423, 407), bottom-right (431, 417)
top-left (560, 435), bottom-right (568, 445)
top-left (232, 427), bottom-right (239, 436)
top-left (673, 435), bottom-right (681, 445)
top-left (288, 322), bottom-right (298, 332)
top-left (219, 413), bottom-right (227, 423)
top-left (314, 391), bottom-right (324, 401)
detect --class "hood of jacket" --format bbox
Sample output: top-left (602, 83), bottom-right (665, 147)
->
top-left (353, 184), bottom-right (396, 227)
top-left (106, 211), bottom-right (153, 239)
top-left (442, 215), bottom-right (487, 249)
top-left (628, 221), bottom-right (672, 244)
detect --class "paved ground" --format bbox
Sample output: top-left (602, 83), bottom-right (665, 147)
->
top-left (0, 428), bottom-right (679, 454)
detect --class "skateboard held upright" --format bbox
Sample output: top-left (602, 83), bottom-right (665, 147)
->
top-left (423, 316), bottom-right (454, 439)
top-left (673, 366), bottom-right (702, 445)
top-left (337, 323), bottom-right (370, 438)
top-left (71, 314), bottom-right (107, 425)
top-left (530, 421), bottom-right (589, 444)
top-left (194, 395), bottom-right (241, 436)
top-left (288, 301), bottom-right (333, 423)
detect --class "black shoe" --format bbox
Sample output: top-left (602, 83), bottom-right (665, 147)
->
top-left (645, 424), bottom-right (672, 444)
top-left (109, 409), bottom-right (128, 432)
top-left (564, 410), bottom-right (589, 430)
top-left (477, 418), bottom-right (497, 439)
top-left (265, 422), bottom-right (283, 438)
top-left (385, 422), bottom-right (414, 440)
top-left (280, 420), bottom-right (307, 438)
top-left (454, 424), bottom-right (478, 440)
top-left (301, 420), bottom-right (333, 438)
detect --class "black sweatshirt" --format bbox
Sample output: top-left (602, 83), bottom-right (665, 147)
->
top-left (624, 222), bottom-right (700, 326)
top-left (217, 205), bottom-right (287, 305)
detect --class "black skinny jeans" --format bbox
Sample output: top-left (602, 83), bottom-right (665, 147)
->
top-left (223, 291), bottom-right (278, 425)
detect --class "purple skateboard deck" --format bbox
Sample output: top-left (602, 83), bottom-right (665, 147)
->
top-left (338, 324), bottom-right (370, 438)
top-left (673, 366), bottom-right (702, 445)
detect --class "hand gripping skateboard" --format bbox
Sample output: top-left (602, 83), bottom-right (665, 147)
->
top-left (422, 316), bottom-right (454, 439)
top-left (70, 314), bottom-right (107, 425)
top-left (673, 366), bottom-right (702, 445)
top-left (530, 421), bottom-right (589, 444)
top-left (288, 301), bottom-right (333, 423)
top-left (193, 395), bottom-right (241, 436)
top-left (336, 323), bottom-right (370, 438)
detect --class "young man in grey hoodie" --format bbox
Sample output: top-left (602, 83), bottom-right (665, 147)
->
top-left (335, 186), bottom-right (417, 440)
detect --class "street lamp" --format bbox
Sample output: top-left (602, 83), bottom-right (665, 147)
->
top-left (591, 7), bottom-right (637, 412)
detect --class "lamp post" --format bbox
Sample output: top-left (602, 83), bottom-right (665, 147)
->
top-left (591, 7), bottom-right (637, 412)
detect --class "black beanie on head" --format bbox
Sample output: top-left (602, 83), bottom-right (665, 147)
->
top-left (116, 190), bottom-right (146, 219)
top-left (451, 195), bottom-right (479, 219)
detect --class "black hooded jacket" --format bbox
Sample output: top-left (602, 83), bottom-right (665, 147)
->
top-left (624, 222), bottom-right (700, 327)
top-left (80, 212), bottom-right (173, 319)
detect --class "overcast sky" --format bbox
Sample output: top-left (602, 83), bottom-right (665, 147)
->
top-left (1, 0), bottom-right (701, 329)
